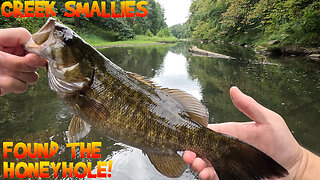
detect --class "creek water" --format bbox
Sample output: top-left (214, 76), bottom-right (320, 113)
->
top-left (0, 42), bottom-right (319, 179)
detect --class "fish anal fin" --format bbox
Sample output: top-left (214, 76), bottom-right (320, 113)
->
top-left (162, 89), bottom-right (209, 126)
top-left (67, 115), bottom-right (91, 143)
top-left (147, 152), bottom-right (187, 178)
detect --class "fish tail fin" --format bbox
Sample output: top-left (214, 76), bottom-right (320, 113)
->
top-left (197, 130), bottom-right (288, 180)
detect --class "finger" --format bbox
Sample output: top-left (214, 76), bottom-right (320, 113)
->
top-left (230, 86), bottom-right (271, 124)
top-left (24, 53), bottom-right (47, 68)
top-left (208, 122), bottom-right (240, 134)
top-left (0, 74), bottom-right (28, 95)
top-left (0, 46), bottom-right (26, 56)
top-left (0, 28), bottom-right (31, 48)
top-left (199, 167), bottom-right (219, 180)
top-left (191, 157), bottom-right (208, 173)
top-left (183, 151), bottom-right (197, 165)
top-left (0, 69), bottom-right (39, 84)
top-left (0, 52), bottom-right (38, 72)
top-left (207, 122), bottom-right (254, 139)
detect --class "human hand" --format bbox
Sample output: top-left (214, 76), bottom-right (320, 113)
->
top-left (0, 28), bottom-right (47, 96)
top-left (183, 87), bottom-right (304, 180)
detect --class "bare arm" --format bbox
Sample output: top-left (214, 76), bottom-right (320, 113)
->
top-left (295, 148), bottom-right (320, 180)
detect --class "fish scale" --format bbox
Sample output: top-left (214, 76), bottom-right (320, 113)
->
top-left (24, 18), bottom-right (289, 179)
top-left (70, 71), bottom-right (202, 152)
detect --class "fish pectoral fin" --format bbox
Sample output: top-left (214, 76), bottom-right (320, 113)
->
top-left (162, 88), bottom-right (209, 126)
top-left (77, 94), bottom-right (111, 120)
top-left (147, 152), bottom-right (187, 178)
top-left (67, 115), bottom-right (91, 143)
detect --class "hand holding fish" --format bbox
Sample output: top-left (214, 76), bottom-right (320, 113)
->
top-left (183, 87), bottom-right (320, 180)
top-left (0, 28), bottom-right (47, 96)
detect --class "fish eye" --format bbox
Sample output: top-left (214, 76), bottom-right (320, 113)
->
top-left (64, 37), bottom-right (73, 46)
top-left (62, 28), bottom-right (74, 46)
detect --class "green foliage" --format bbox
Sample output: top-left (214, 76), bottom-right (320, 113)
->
top-left (189, 0), bottom-right (229, 41)
top-left (145, 29), bottom-right (154, 37)
top-left (0, 16), bottom-right (47, 33)
top-left (134, 35), bottom-right (177, 43)
top-left (188, 0), bottom-right (320, 47)
top-left (126, 0), bottom-right (167, 35)
top-left (0, 0), bottom-right (167, 42)
top-left (170, 23), bottom-right (191, 39)
top-left (144, 0), bottom-right (167, 35)
top-left (156, 27), bottom-right (171, 37)
top-left (81, 34), bottom-right (177, 47)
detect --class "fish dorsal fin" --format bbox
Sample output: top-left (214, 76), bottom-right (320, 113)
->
top-left (67, 115), bottom-right (91, 143)
top-left (147, 152), bottom-right (187, 178)
top-left (127, 72), bottom-right (208, 126)
top-left (162, 88), bottom-right (209, 126)
top-left (127, 72), bottom-right (159, 88)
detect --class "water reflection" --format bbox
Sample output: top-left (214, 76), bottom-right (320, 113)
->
top-left (152, 52), bottom-right (202, 100)
top-left (98, 45), bottom-right (173, 78)
top-left (0, 42), bottom-right (319, 179)
top-left (90, 145), bottom-right (195, 180)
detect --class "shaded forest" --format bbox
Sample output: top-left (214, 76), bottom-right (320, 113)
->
top-left (0, 0), bottom-right (170, 41)
top-left (171, 0), bottom-right (320, 47)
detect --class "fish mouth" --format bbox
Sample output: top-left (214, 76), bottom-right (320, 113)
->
top-left (32, 18), bottom-right (56, 45)
top-left (24, 18), bottom-right (56, 56)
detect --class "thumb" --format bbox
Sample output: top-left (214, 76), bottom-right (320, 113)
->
top-left (230, 87), bottom-right (271, 124)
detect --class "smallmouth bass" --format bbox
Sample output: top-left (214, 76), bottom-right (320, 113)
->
top-left (24, 18), bottom-right (288, 180)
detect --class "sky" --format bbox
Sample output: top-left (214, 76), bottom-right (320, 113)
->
top-left (155, 0), bottom-right (192, 27)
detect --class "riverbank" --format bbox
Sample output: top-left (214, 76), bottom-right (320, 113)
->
top-left (201, 39), bottom-right (320, 61)
top-left (94, 42), bottom-right (167, 49)
top-left (254, 40), bottom-right (320, 61)
top-left (81, 34), bottom-right (178, 47)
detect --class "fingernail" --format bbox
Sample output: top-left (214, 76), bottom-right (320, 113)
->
top-left (231, 86), bottom-right (239, 92)
top-left (231, 86), bottom-right (238, 89)
top-left (232, 86), bottom-right (242, 92)
top-left (230, 86), bottom-right (240, 101)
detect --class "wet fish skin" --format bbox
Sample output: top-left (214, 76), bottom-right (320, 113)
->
top-left (24, 18), bottom-right (288, 179)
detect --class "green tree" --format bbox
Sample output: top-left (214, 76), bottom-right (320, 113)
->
top-left (187, 0), bottom-right (320, 47)
top-left (189, 0), bottom-right (228, 41)
top-left (170, 23), bottom-right (191, 39)
top-left (0, 0), bottom-right (168, 41)
top-left (145, 29), bottom-right (154, 37)
top-left (156, 27), bottom-right (171, 37)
